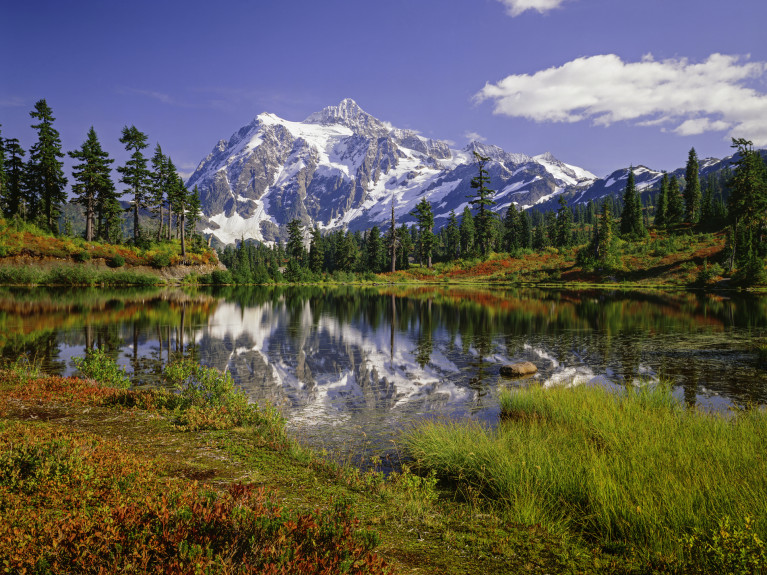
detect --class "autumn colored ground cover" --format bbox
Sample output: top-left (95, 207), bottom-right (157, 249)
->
top-left (380, 230), bottom-right (747, 290)
top-left (0, 218), bottom-right (219, 286)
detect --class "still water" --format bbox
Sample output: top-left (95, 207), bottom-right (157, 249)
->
top-left (2, 285), bottom-right (766, 463)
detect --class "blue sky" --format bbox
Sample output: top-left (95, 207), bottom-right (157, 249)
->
top-left (2, 0), bottom-right (767, 182)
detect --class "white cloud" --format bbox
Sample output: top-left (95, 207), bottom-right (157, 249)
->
top-left (475, 53), bottom-right (767, 145)
top-left (465, 131), bottom-right (486, 142)
top-left (497, 0), bottom-right (569, 16)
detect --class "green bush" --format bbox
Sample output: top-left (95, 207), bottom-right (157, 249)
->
top-left (74, 250), bottom-right (91, 262)
top-left (107, 254), bottom-right (125, 268)
top-left (150, 251), bottom-right (172, 268)
top-left (210, 269), bottom-right (233, 284)
top-left (73, 348), bottom-right (130, 389)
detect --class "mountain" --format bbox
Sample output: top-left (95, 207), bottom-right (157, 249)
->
top-left (187, 99), bottom-right (755, 245)
top-left (186, 99), bottom-right (597, 245)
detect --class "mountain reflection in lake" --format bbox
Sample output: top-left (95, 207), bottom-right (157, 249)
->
top-left (2, 285), bottom-right (766, 465)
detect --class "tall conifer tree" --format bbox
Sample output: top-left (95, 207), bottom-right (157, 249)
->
top-left (69, 127), bottom-right (115, 241)
top-left (666, 175), bottom-right (684, 226)
top-left (683, 147), bottom-right (702, 224)
top-left (655, 173), bottom-right (669, 228)
top-left (411, 198), bottom-right (435, 268)
top-left (469, 151), bottom-right (496, 257)
top-left (118, 126), bottom-right (151, 242)
top-left (27, 99), bottom-right (68, 232)
top-left (3, 138), bottom-right (26, 219)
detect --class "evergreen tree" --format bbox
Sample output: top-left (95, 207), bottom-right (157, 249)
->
top-left (727, 138), bottom-right (767, 280)
top-left (3, 138), bottom-right (25, 219)
top-left (150, 144), bottom-right (171, 241)
top-left (411, 198), bottom-right (435, 267)
top-left (386, 202), bottom-right (398, 272)
top-left (519, 210), bottom-right (532, 249)
top-left (555, 196), bottom-right (573, 248)
top-left (0, 127), bottom-right (6, 214)
top-left (69, 127), bottom-right (115, 241)
top-left (502, 203), bottom-right (520, 252)
top-left (397, 223), bottom-right (412, 269)
top-left (445, 210), bottom-right (460, 259)
top-left (286, 219), bottom-right (306, 267)
top-left (27, 99), bottom-right (68, 232)
top-left (666, 175), bottom-right (684, 226)
top-left (620, 167), bottom-right (643, 237)
top-left (655, 172), bottom-right (669, 229)
top-left (117, 126), bottom-right (151, 242)
top-left (683, 147), bottom-right (702, 224)
top-left (186, 185), bottom-right (202, 241)
top-left (459, 206), bottom-right (475, 257)
top-left (468, 152), bottom-right (496, 257)
top-left (309, 227), bottom-right (325, 273)
top-left (367, 225), bottom-right (383, 272)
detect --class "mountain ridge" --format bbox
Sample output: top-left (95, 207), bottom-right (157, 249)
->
top-left (186, 99), bottom-right (738, 245)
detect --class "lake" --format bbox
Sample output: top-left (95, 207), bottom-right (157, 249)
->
top-left (2, 285), bottom-right (766, 466)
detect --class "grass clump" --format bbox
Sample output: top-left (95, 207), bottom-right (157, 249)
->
top-left (402, 383), bottom-right (767, 570)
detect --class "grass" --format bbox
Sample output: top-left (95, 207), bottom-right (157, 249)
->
top-left (0, 354), bottom-right (630, 574)
top-left (4, 351), bottom-right (766, 573)
top-left (402, 383), bottom-right (767, 572)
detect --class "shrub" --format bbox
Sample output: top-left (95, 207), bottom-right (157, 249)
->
top-left (107, 254), bottom-right (125, 268)
top-left (210, 269), bottom-right (233, 284)
top-left (150, 251), bottom-right (172, 268)
top-left (72, 348), bottom-right (130, 389)
top-left (73, 250), bottom-right (91, 262)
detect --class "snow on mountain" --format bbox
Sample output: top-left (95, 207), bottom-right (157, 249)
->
top-left (186, 99), bottom-right (604, 245)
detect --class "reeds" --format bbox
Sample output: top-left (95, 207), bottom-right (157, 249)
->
top-left (403, 383), bottom-right (767, 563)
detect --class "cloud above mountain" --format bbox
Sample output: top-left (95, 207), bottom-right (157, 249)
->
top-left (475, 53), bottom-right (767, 145)
top-left (497, 0), bottom-right (570, 16)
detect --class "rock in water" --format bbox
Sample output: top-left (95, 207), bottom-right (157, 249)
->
top-left (500, 362), bottom-right (538, 377)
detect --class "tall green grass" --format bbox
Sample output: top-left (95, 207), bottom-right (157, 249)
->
top-left (402, 384), bottom-right (767, 565)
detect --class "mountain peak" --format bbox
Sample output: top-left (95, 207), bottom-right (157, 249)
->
top-left (304, 98), bottom-right (389, 137)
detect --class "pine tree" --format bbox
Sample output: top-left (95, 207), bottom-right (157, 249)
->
top-left (620, 167), bottom-right (643, 237)
top-left (519, 210), bottom-right (532, 248)
top-left (459, 206), bottom-right (475, 257)
top-left (186, 185), bottom-right (202, 241)
top-left (683, 147), bottom-right (702, 224)
top-left (666, 175), bottom-right (684, 226)
top-left (27, 99), bottom-right (68, 232)
top-left (150, 144), bottom-right (171, 242)
top-left (3, 138), bottom-right (25, 219)
top-left (555, 196), bottom-right (573, 248)
top-left (286, 219), bottom-right (306, 267)
top-left (502, 203), bottom-right (520, 252)
top-left (0, 127), bottom-right (6, 214)
top-left (468, 152), bottom-right (496, 257)
top-left (446, 210), bottom-right (460, 260)
top-left (386, 202), bottom-right (398, 272)
top-left (118, 126), bottom-right (151, 242)
top-left (69, 127), bottom-right (115, 241)
top-left (309, 227), bottom-right (325, 273)
top-left (727, 138), bottom-right (767, 280)
top-left (397, 223), bottom-right (412, 269)
top-left (655, 172), bottom-right (669, 229)
top-left (411, 198), bottom-right (435, 267)
top-left (367, 225), bottom-right (383, 272)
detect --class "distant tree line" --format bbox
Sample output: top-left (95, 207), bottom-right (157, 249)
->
top-left (219, 145), bottom-right (767, 286)
top-left (0, 99), bottom-right (203, 256)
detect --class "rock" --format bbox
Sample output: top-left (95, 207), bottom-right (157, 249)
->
top-left (500, 362), bottom-right (538, 377)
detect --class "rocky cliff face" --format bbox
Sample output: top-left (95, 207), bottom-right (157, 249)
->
top-left (186, 99), bottom-right (598, 245)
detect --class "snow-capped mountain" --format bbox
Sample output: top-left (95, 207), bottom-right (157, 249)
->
top-left (186, 99), bottom-right (597, 244)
